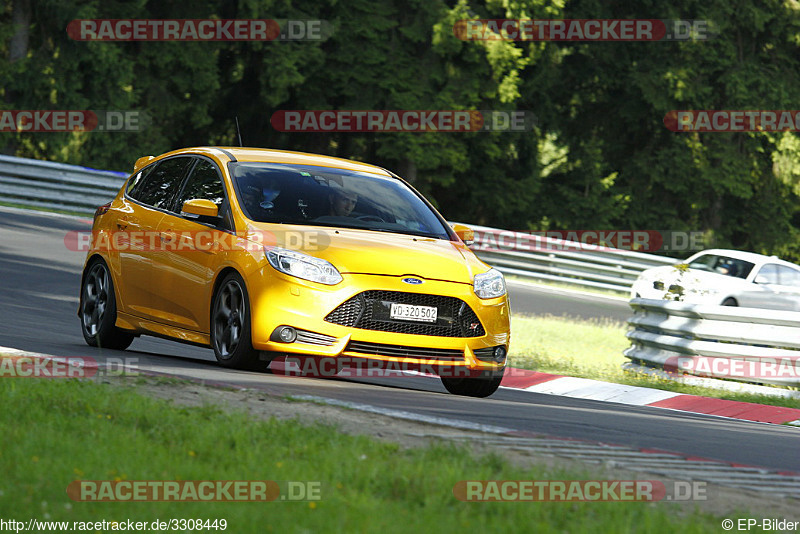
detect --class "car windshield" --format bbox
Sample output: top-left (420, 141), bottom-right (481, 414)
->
top-left (230, 162), bottom-right (451, 240)
top-left (686, 254), bottom-right (754, 280)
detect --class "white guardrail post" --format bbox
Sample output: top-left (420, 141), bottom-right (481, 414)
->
top-left (0, 154), bottom-right (127, 214)
top-left (624, 298), bottom-right (800, 386)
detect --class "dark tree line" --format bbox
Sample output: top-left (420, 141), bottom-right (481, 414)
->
top-left (2, 0), bottom-right (800, 259)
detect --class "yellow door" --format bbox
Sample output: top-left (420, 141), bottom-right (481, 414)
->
top-left (151, 157), bottom-right (230, 333)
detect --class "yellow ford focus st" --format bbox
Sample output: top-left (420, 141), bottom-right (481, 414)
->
top-left (78, 147), bottom-right (510, 397)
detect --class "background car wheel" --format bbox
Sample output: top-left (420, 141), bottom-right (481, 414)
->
top-left (80, 259), bottom-right (134, 350)
top-left (211, 272), bottom-right (260, 369)
top-left (722, 298), bottom-right (738, 306)
top-left (440, 369), bottom-right (504, 398)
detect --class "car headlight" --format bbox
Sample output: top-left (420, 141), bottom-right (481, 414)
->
top-left (474, 268), bottom-right (506, 299)
top-left (266, 247), bottom-right (342, 285)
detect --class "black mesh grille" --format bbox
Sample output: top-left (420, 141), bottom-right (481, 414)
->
top-left (346, 340), bottom-right (464, 361)
top-left (473, 347), bottom-right (496, 360)
top-left (325, 290), bottom-right (485, 337)
top-left (474, 346), bottom-right (506, 363)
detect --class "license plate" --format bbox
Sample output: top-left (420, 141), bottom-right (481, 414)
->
top-left (390, 303), bottom-right (437, 323)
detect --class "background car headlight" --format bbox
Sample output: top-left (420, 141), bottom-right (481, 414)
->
top-left (474, 268), bottom-right (506, 299)
top-left (266, 247), bottom-right (343, 285)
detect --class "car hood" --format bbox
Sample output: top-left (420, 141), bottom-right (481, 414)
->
top-left (244, 223), bottom-right (487, 284)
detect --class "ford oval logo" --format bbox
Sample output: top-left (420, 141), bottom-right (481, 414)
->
top-left (402, 277), bottom-right (423, 285)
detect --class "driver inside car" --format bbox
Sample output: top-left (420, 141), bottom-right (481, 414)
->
top-left (328, 188), bottom-right (359, 217)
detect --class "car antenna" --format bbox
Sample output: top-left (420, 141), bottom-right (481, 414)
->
top-left (235, 116), bottom-right (243, 147)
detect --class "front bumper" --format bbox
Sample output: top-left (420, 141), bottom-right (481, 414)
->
top-left (246, 269), bottom-right (510, 371)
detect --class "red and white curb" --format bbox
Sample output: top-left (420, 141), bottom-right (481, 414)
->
top-left (3, 346), bottom-right (799, 426)
top-left (500, 368), bottom-right (800, 426)
top-left (272, 357), bottom-right (800, 426)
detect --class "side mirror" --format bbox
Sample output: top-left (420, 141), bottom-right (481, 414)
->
top-left (452, 224), bottom-right (474, 246)
top-left (133, 155), bottom-right (155, 172)
top-left (182, 199), bottom-right (219, 220)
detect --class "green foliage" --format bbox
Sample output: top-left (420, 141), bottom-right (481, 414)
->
top-left (1, 0), bottom-right (800, 258)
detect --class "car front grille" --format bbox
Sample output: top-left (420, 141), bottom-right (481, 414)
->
top-left (473, 347), bottom-right (496, 361)
top-left (345, 340), bottom-right (464, 361)
top-left (324, 290), bottom-right (485, 338)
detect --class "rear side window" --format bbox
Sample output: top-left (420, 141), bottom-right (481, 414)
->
top-left (174, 159), bottom-right (226, 211)
top-left (129, 157), bottom-right (192, 210)
top-left (125, 165), bottom-right (153, 196)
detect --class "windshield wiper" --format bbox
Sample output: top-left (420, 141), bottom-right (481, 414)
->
top-left (368, 227), bottom-right (445, 240)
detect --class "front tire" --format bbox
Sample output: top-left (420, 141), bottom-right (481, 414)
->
top-left (722, 298), bottom-right (738, 306)
top-left (441, 369), bottom-right (504, 398)
top-left (80, 260), bottom-right (134, 350)
top-left (211, 272), bottom-right (259, 369)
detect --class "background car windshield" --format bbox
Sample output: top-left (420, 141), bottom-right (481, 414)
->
top-left (687, 254), bottom-right (754, 279)
top-left (231, 162), bottom-right (451, 239)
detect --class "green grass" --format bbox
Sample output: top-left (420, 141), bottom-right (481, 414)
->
top-left (509, 314), bottom-right (800, 409)
top-left (0, 378), bottom-right (734, 533)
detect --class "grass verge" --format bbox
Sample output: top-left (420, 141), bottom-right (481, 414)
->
top-left (509, 314), bottom-right (800, 409)
top-left (0, 378), bottom-right (732, 533)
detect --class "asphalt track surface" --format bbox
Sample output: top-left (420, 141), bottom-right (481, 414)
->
top-left (1, 207), bottom-right (798, 473)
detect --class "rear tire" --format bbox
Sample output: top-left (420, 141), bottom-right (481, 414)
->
top-left (441, 369), bottom-right (504, 398)
top-left (80, 259), bottom-right (134, 350)
top-left (211, 272), bottom-right (260, 369)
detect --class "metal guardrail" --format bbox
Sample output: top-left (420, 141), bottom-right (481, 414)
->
top-left (0, 155), bottom-right (680, 292)
top-left (0, 154), bottom-right (127, 214)
top-left (464, 224), bottom-right (678, 292)
top-left (624, 298), bottom-right (800, 386)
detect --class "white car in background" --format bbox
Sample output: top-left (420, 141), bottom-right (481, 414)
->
top-left (631, 248), bottom-right (800, 310)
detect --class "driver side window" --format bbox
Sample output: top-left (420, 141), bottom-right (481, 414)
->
top-left (175, 159), bottom-right (226, 210)
top-left (173, 158), bottom-right (229, 230)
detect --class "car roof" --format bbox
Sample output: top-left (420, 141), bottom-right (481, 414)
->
top-left (689, 248), bottom-right (800, 269)
top-left (156, 146), bottom-right (394, 177)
